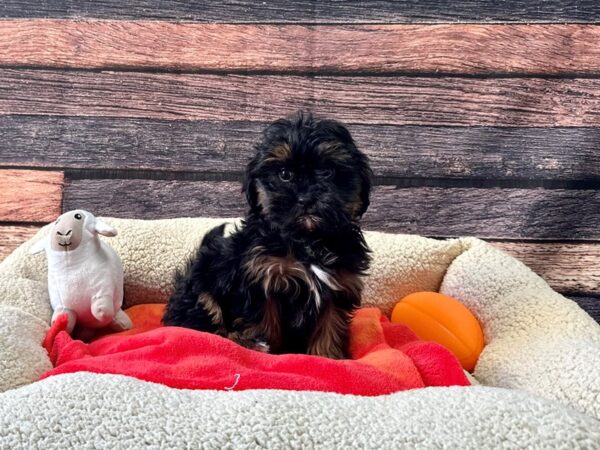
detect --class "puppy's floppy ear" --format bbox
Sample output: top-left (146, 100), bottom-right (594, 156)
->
top-left (243, 153), bottom-right (260, 211)
top-left (322, 118), bottom-right (372, 218)
top-left (355, 153), bottom-right (372, 218)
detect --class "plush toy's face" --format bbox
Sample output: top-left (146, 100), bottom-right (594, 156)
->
top-left (29, 210), bottom-right (118, 256)
top-left (50, 211), bottom-right (86, 251)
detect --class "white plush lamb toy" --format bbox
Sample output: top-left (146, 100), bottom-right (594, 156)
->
top-left (30, 209), bottom-right (132, 335)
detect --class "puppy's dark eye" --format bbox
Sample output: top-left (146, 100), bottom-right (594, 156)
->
top-left (317, 169), bottom-right (334, 179)
top-left (74, 213), bottom-right (82, 220)
top-left (279, 168), bottom-right (294, 182)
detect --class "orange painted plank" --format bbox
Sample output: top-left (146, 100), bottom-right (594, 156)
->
top-left (0, 169), bottom-right (63, 222)
top-left (0, 224), bottom-right (41, 262)
top-left (1, 21), bottom-right (600, 74)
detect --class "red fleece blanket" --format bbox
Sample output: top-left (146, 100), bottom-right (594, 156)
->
top-left (41, 304), bottom-right (469, 395)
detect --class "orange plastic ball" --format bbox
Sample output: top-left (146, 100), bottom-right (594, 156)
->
top-left (391, 292), bottom-right (484, 371)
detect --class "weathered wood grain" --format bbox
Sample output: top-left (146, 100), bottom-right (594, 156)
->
top-left (367, 186), bottom-right (600, 239)
top-left (491, 242), bottom-right (600, 296)
top-left (2, 22), bottom-right (600, 75)
top-left (63, 179), bottom-right (600, 240)
top-left (3, 70), bottom-right (600, 127)
top-left (0, 170), bottom-right (63, 222)
top-left (2, 117), bottom-right (600, 181)
top-left (64, 180), bottom-right (247, 220)
top-left (0, 224), bottom-right (40, 262)
top-left (568, 297), bottom-right (600, 323)
top-left (1, 1), bottom-right (599, 22)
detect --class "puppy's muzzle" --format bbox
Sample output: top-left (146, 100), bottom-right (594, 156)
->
top-left (297, 194), bottom-right (312, 207)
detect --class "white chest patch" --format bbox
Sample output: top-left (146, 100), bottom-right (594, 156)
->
top-left (310, 265), bottom-right (343, 293)
top-left (246, 253), bottom-right (348, 315)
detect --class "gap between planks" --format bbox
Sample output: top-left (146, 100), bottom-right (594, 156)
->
top-left (1, 1), bottom-right (600, 23)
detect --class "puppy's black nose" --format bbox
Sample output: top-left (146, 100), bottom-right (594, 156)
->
top-left (297, 195), bottom-right (311, 207)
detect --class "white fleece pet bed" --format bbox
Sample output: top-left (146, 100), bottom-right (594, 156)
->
top-left (0, 217), bottom-right (599, 449)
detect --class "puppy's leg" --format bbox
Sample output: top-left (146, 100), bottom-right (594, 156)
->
top-left (227, 330), bottom-right (270, 353)
top-left (226, 318), bottom-right (270, 353)
top-left (163, 225), bottom-right (228, 334)
top-left (307, 304), bottom-right (350, 359)
top-left (163, 287), bottom-right (226, 334)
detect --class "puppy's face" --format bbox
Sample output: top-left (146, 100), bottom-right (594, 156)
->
top-left (244, 113), bottom-right (371, 234)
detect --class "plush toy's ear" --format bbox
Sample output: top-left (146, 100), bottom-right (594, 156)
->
top-left (29, 238), bottom-right (47, 255)
top-left (94, 220), bottom-right (118, 237)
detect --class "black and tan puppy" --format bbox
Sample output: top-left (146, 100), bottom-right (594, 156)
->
top-left (163, 112), bottom-right (371, 358)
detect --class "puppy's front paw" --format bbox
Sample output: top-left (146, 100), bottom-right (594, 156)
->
top-left (252, 340), bottom-right (270, 353)
top-left (228, 332), bottom-right (270, 353)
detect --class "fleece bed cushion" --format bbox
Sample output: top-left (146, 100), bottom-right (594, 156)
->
top-left (0, 217), bottom-right (599, 448)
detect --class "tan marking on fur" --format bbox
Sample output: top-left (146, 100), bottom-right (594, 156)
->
top-left (226, 293), bottom-right (282, 352)
top-left (231, 317), bottom-right (246, 329)
top-left (346, 196), bottom-right (363, 218)
top-left (317, 141), bottom-right (352, 162)
top-left (308, 304), bottom-right (349, 359)
top-left (257, 296), bottom-right (282, 352)
top-left (256, 181), bottom-right (270, 213)
top-left (263, 143), bottom-right (292, 164)
top-left (197, 293), bottom-right (223, 325)
top-left (243, 251), bottom-right (320, 306)
top-left (271, 143), bottom-right (292, 160)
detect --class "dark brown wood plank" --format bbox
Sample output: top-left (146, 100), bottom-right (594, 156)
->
top-left (1, 1), bottom-right (599, 22)
top-left (0, 224), bottom-right (41, 262)
top-left (367, 186), bottom-right (600, 239)
top-left (491, 242), bottom-right (600, 296)
top-left (3, 117), bottom-right (600, 181)
top-left (2, 22), bottom-right (600, 75)
top-left (0, 170), bottom-right (63, 222)
top-left (3, 70), bottom-right (600, 127)
top-left (64, 179), bottom-right (247, 221)
top-left (63, 179), bottom-right (600, 240)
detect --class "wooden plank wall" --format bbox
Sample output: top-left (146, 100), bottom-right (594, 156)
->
top-left (0, 1), bottom-right (599, 322)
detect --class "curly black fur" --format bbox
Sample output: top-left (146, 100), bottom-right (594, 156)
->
top-left (163, 112), bottom-right (372, 359)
